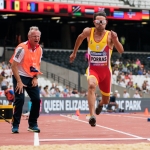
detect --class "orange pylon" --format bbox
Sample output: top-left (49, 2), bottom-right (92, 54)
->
top-left (144, 108), bottom-right (149, 116)
top-left (76, 109), bottom-right (80, 116)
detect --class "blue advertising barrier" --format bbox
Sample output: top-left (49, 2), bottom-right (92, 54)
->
top-left (0, 97), bottom-right (150, 114)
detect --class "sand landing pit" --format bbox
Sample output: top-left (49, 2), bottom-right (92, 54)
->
top-left (1, 143), bottom-right (150, 150)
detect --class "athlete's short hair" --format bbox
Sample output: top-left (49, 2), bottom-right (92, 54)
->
top-left (93, 11), bottom-right (107, 20)
top-left (28, 26), bottom-right (41, 36)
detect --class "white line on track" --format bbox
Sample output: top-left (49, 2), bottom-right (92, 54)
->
top-left (105, 114), bottom-right (148, 119)
top-left (60, 114), bottom-right (147, 140)
top-left (34, 133), bottom-right (40, 146)
top-left (39, 137), bottom-right (146, 142)
top-left (127, 113), bottom-right (150, 117)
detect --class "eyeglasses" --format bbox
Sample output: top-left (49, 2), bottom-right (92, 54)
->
top-left (94, 20), bottom-right (107, 25)
top-left (31, 36), bottom-right (40, 38)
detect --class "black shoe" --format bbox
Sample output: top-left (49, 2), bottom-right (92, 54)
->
top-left (95, 104), bottom-right (103, 115)
top-left (28, 126), bottom-right (40, 133)
top-left (89, 116), bottom-right (96, 127)
top-left (12, 126), bottom-right (19, 134)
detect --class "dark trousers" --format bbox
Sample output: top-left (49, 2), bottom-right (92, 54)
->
top-left (12, 75), bottom-right (40, 127)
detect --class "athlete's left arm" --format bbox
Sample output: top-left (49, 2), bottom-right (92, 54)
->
top-left (110, 30), bottom-right (124, 54)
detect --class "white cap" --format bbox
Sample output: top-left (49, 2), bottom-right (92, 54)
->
top-left (115, 90), bottom-right (118, 93)
top-left (110, 92), bottom-right (113, 95)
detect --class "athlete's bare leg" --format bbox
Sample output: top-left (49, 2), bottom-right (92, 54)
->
top-left (96, 94), bottom-right (110, 115)
top-left (100, 94), bottom-right (110, 106)
top-left (87, 77), bottom-right (97, 116)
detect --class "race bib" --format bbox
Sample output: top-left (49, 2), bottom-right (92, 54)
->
top-left (90, 51), bottom-right (107, 66)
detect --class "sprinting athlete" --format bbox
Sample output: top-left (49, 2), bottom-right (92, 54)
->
top-left (70, 11), bottom-right (124, 127)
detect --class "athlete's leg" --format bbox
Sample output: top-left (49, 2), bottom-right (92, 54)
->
top-left (87, 76), bottom-right (98, 116)
top-left (96, 94), bottom-right (110, 115)
top-left (87, 68), bottom-right (99, 126)
top-left (95, 68), bottom-right (111, 115)
top-left (100, 94), bottom-right (110, 105)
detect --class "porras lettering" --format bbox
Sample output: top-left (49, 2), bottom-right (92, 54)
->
top-left (91, 56), bottom-right (107, 61)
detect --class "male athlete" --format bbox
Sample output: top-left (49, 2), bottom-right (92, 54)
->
top-left (70, 11), bottom-right (124, 127)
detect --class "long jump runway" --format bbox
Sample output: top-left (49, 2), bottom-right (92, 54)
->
top-left (0, 113), bottom-right (150, 146)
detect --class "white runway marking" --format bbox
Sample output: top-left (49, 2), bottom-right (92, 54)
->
top-left (128, 113), bottom-right (150, 117)
top-left (39, 137), bottom-right (146, 142)
top-left (105, 114), bottom-right (148, 119)
top-left (60, 114), bottom-right (146, 139)
top-left (34, 133), bottom-right (40, 146)
top-left (39, 114), bottom-right (150, 143)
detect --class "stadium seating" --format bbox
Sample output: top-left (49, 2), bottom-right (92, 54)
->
top-left (123, 0), bottom-right (150, 8)
top-left (42, 50), bottom-right (88, 74)
top-left (121, 53), bottom-right (150, 73)
top-left (46, 0), bottom-right (130, 7)
top-left (42, 50), bottom-right (150, 75)
top-left (53, 0), bottom-right (150, 8)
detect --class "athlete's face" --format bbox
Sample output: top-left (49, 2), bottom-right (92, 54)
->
top-left (93, 16), bottom-right (107, 32)
top-left (28, 30), bottom-right (41, 47)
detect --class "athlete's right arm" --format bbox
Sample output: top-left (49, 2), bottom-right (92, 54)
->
top-left (70, 27), bottom-right (91, 63)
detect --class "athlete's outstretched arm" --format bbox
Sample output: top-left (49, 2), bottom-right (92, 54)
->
top-left (111, 30), bottom-right (124, 54)
top-left (70, 27), bottom-right (90, 63)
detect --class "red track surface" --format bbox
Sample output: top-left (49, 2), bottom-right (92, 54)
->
top-left (0, 113), bottom-right (150, 146)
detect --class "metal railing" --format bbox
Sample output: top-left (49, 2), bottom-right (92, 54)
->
top-left (41, 69), bottom-right (79, 90)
